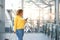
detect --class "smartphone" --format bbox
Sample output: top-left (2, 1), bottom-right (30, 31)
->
top-left (25, 18), bottom-right (28, 21)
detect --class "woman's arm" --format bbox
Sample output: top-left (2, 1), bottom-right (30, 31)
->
top-left (24, 18), bottom-right (28, 24)
top-left (14, 16), bottom-right (17, 32)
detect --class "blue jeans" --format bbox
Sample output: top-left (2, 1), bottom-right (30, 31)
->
top-left (16, 29), bottom-right (24, 40)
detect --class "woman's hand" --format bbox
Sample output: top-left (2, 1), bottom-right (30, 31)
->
top-left (25, 18), bottom-right (28, 21)
top-left (24, 18), bottom-right (28, 23)
top-left (14, 32), bottom-right (16, 33)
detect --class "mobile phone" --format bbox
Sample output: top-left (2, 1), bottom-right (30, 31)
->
top-left (25, 18), bottom-right (28, 21)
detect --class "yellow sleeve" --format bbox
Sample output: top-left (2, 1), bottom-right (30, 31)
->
top-left (24, 19), bottom-right (27, 24)
top-left (14, 16), bottom-right (17, 32)
top-left (20, 18), bottom-right (26, 25)
top-left (22, 19), bottom-right (27, 25)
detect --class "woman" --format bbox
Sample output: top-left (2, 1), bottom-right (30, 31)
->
top-left (14, 9), bottom-right (27, 40)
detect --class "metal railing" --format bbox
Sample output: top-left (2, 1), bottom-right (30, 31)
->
top-left (42, 23), bottom-right (60, 40)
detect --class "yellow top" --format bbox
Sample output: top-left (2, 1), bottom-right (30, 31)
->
top-left (14, 15), bottom-right (26, 32)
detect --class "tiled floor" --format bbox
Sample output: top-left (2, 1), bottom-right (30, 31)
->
top-left (23, 33), bottom-right (51, 40)
top-left (0, 33), bottom-right (51, 40)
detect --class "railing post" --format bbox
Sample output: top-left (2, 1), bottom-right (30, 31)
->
top-left (55, 0), bottom-right (59, 40)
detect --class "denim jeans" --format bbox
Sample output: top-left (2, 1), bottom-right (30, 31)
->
top-left (16, 29), bottom-right (24, 40)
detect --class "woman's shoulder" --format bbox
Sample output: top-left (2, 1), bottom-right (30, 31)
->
top-left (14, 15), bottom-right (18, 19)
top-left (15, 15), bottom-right (19, 17)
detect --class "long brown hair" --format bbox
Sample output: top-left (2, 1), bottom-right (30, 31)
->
top-left (16, 9), bottom-right (23, 15)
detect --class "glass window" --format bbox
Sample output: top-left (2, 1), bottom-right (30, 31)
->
top-left (5, 0), bottom-right (22, 32)
top-left (23, 0), bottom-right (55, 33)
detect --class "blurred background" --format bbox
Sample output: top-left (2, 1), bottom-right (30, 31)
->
top-left (0, 0), bottom-right (60, 40)
top-left (5, 0), bottom-right (59, 33)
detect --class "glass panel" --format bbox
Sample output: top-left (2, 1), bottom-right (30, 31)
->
top-left (24, 0), bottom-right (55, 33)
top-left (5, 0), bottom-right (22, 32)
